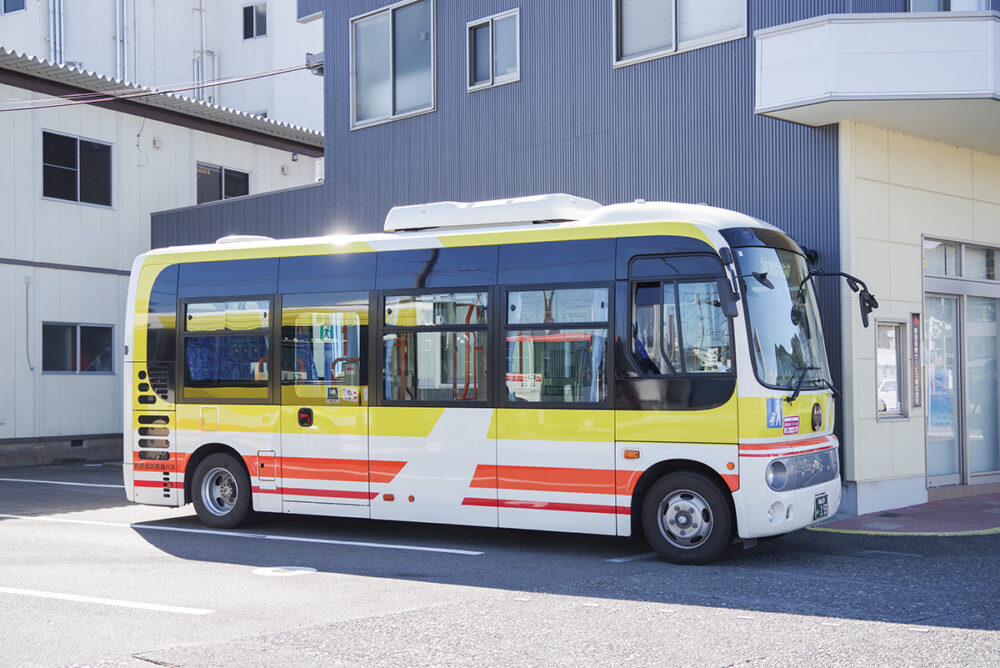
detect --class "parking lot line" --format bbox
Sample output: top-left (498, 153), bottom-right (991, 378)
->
top-left (0, 514), bottom-right (485, 556)
top-left (0, 586), bottom-right (213, 615)
top-left (0, 477), bottom-right (124, 489)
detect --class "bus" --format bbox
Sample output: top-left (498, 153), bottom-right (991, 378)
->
top-left (124, 194), bottom-right (877, 564)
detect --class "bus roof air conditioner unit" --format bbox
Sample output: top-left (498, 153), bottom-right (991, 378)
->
top-left (384, 194), bottom-right (602, 232)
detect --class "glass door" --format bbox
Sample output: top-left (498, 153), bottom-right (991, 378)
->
top-left (925, 294), bottom-right (962, 486)
top-left (966, 296), bottom-right (1000, 478)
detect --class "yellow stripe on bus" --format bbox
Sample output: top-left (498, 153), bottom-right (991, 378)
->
top-left (369, 406), bottom-right (445, 438)
top-left (616, 393), bottom-right (739, 444)
top-left (496, 408), bottom-right (613, 442)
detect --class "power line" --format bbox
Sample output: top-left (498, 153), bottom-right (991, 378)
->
top-left (0, 62), bottom-right (317, 113)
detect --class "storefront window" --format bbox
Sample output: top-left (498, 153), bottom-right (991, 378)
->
top-left (876, 322), bottom-right (906, 418)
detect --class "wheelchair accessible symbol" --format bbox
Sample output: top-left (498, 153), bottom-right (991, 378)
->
top-left (766, 398), bottom-right (783, 429)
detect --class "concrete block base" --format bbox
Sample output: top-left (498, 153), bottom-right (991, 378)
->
top-left (0, 437), bottom-right (122, 469)
top-left (840, 476), bottom-right (928, 517)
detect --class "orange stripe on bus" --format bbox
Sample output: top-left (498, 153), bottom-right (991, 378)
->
top-left (615, 470), bottom-right (643, 496)
top-left (470, 465), bottom-right (614, 495)
top-left (738, 436), bottom-right (833, 452)
top-left (722, 473), bottom-right (739, 492)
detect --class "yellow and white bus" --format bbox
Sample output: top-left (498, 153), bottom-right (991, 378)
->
top-left (124, 194), bottom-right (876, 564)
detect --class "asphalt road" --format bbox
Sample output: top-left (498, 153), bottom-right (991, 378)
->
top-left (1, 463), bottom-right (998, 666)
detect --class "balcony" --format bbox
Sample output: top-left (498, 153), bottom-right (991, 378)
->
top-left (755, 12), bottom-right (1000, 154)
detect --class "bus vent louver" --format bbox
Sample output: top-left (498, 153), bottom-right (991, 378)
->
top-left (147, 364), bottom-right (172, 401)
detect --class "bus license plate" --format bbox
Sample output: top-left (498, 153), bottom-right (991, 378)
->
top-left (813, 493), bottom-right (829, 520)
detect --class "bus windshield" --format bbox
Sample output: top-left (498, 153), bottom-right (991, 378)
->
top-left (736, 246), bottom-right (831, 389)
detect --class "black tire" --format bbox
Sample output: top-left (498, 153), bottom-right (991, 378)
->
top-left (641, 471), bottom-right (734, 565)
top-left (191, 452), bottom-right (255, 529)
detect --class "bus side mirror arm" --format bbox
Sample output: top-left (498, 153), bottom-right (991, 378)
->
top-left (803, 270), bottom-right (879, 328)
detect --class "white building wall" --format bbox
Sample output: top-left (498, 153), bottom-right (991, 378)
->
top-left (0, 0), bottom-right (323, 130)
top-left (839, 120), bottom-right (1000, 514)
top-left (0, 80), bottom-right (319, 442)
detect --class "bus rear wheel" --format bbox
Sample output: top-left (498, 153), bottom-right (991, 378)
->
top-left (641, 472), bottom-right (733, 565)
top-left (191, 453), bottom-right (255, 529)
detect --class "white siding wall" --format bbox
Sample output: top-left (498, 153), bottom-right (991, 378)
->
top-left (0, 0), bottom-right (323, 130)
top-left (0, 80), bottom-right (319, 440)
top-left (839, 120), bottom-right (1000, 513)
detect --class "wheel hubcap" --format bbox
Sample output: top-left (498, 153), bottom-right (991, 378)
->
top-left (201, 467), bottom-right (238, 516)
top-left (657, 489), bottom-right (713, 550)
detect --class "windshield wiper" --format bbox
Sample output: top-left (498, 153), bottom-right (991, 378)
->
top-left (809, 377), bottom-right (840, 399)
top-left (786, 365), bottom-right (819, 404)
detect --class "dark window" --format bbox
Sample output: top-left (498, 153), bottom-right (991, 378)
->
top-left (468, 9), bottom-right (519, 90)
top-left (43, 323), bottom-right (113, 373)
top-left (2, 0), bottom-right (26, 13)
top-left (43, 132), bottom-right (112, 206)
top-left (182, 299), bottom-right (271, 401)
top-left (282, 292), bottom-right (369, 405)
top-left (505, 287), bottom-right (609, 404)
top-left (498, 239), bottom-right (614, 284)
top-left (178, 258), bottom-right (278, 298)
top-left (278, 253), bottom-right (376, 293)
top-left (197, 163), bottom-right (249, 204)
top-left (243, 3), bottom-right (266, 39)
top-left (382, 291), bottom-right (488, 403)
top-left (376, 246), bottom-right (498, 290)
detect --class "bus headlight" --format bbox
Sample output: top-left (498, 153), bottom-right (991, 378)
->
top-left (765, 449), bottom-right (839, 492)
top-left (765, 460), bottom-right (788, 491)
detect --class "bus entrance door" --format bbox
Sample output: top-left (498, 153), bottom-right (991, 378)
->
top-left (278, 292), bottom-right (371, 518)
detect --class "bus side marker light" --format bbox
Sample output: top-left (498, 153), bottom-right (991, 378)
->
top-left (408, 495), bottom-right (415, 502)
top-left (383, 494), bottom-right (394, 502)
top-left (624, 450), bottom-right (640, 459)
top-left (727, 462), bottom-right (735, 470)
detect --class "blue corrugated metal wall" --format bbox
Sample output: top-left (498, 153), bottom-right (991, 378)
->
top-left (152, 0), bottom-right (915, 417)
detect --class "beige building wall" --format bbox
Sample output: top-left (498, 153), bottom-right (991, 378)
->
top-left (839, 120), bottom-right (1000, 514)
top-left (0, 81), bottom-right (319, 442)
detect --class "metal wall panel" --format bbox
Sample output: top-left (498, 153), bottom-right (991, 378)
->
top-left (152, 0), bottom-right (919, 417)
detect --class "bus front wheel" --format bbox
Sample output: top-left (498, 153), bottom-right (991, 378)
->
top-left (641, 472), bottom-right (733, 565)
top-left (191, 453), bottom-right (255, 529)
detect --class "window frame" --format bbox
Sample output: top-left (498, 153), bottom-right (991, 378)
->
top-left (1, 0), bottom-right (27, 15)
top-left (177, 295), bottom-right (276, 405)
top-left (349, 0), bottom-right (437, 130)
top-left (243, 3), bottom-right (267, 40)
top-left (501, 281), bottom-right (613, 409)
top-left (466, 8), bottom-right (520, 92)
top-left (611, 0), bottom-right (747, 69)
top-left (41, 322), bottom-right (115, 375)
top-left (875, 319), bottom-right (908, 420)
top-left (41, 130), bottom-right (113, 208)
top-left (924, 236), bottom-right (1000, 285)
top-left (377, 286), bottom-right (492, 407)
top-left (196, 162), bottom-right (250, 204)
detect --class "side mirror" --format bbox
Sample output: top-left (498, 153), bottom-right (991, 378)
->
top-left (859, 289), bottom-right (879, 328)
top-left (717, 278), bottom-right (739, 319)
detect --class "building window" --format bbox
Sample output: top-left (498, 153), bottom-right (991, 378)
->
top-left (876, 322), bottom-right (906, 418)
top-left (350, 0), bottom-right (434, 128)
top-left (42, 324), bottom-right (113, 374)
top-left (467, 9), bottom-right (519, 91)
top-left (1, 0), bottom-right (26, 14)
top-left (614, 0), bottom-right (746, 66)
top-left (924, 238), bottom-right (998, 282)
top-left (197, 164), bottom-right (250, 204)
top-left (42, 132), bottom-right (112, 206)
top-left (243, 3), bottom-right (266, 39)
top-left (910, 1), bottom-right (988, 10)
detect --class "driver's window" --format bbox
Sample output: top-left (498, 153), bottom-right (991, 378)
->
top-left (631, 280), bottom-right (730, 376)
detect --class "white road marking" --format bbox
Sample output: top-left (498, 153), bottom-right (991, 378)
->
top-left (0, 514), bottom-right (484, 556)
top-left (605, 552), bottom-right (658, 563)
top-left (0, 586), bottom-right (212, 616)
top-left (0, 477), bottom-right (123, 489)
top-left (252, 566), bottom-right (317, 576)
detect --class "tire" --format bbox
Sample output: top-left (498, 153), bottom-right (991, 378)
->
top-left (191, 452), bottom-right (255, 529)
top-left (641, 471), bottom-right (734, 565)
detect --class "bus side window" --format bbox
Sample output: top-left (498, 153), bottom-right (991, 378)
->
top-left (280, 292), bottom-right (369, 405)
